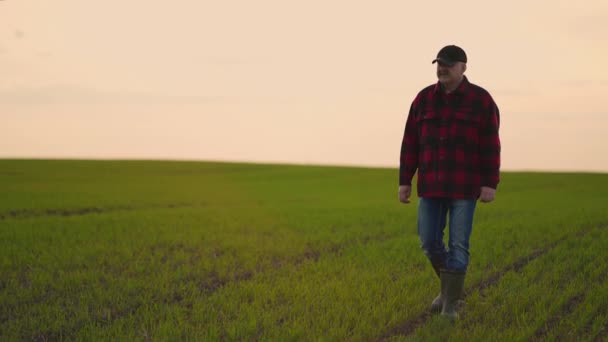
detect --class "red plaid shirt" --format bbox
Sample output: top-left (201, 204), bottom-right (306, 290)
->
top-left (399, 76), bottom-right (501, 199)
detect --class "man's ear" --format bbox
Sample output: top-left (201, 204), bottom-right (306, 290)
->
top-left (462, 63), bottom-right (467, 73)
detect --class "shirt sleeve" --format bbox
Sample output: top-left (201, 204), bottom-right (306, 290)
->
top-left (399, 102), bottom-right (419, 186)
top-left (479, 97), bottom-right (501, 189)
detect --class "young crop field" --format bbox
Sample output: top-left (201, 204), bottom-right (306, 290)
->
top-left (1, 159), bottom-right (607, 341)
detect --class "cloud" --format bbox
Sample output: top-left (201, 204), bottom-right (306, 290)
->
top-left (0, 85), bottom-right (228, 105)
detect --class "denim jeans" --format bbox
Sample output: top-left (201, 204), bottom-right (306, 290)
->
top-left (417, 197), bottom-right (477, 272)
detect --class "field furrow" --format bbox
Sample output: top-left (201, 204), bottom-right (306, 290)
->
top-left (0, 202), bottom-right (198, 220)
top-left (536, 266), bottom-right (608, 341)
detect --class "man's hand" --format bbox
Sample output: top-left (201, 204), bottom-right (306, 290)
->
top-left (479, 186), bottom-right (496, 203)
top-left (399, 185), bottom-right (412, 203)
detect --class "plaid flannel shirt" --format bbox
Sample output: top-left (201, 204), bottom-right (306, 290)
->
top-left (399, 76), bottom-right (501, 199)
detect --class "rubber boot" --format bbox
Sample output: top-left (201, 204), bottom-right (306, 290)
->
top-left (430, 256), bottom-right (445, 313)
top-left (440, 269), bottom-right (466, 321)
top-left (431, 293), bottom-right (443, 313)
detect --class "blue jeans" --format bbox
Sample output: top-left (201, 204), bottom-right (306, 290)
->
top-left (417, 197), bottom-right (477, 272)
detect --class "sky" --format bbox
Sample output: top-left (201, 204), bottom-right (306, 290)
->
top-left (1, 0), bottom-right (607, 172)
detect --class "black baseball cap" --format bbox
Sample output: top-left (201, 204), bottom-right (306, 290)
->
top-left (432, 45), bottom-right (467, 66)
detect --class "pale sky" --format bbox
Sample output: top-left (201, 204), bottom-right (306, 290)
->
top-left (1, 0), bottom-right (607, 171)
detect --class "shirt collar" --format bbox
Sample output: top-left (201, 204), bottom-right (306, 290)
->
top-left (433, 75), bottom-right (470, 95)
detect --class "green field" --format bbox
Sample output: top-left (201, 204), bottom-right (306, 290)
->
top-left (1, 159), bottom-right (607, 341)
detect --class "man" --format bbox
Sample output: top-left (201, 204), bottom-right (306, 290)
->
top-left (398, 45), bottom-right (501, 320)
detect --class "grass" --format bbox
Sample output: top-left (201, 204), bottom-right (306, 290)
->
top-left (0, 159), bottom-right (607, 341)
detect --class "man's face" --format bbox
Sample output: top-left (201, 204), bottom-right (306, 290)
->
top-left (436, 61), bottom-right (465, 84)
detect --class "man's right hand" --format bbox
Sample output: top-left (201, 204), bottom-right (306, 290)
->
top-left (398, 185), bottom-right (412, 204)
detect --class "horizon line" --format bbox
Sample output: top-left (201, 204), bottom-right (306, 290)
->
top-left (1, 156), bottom-right (607, 174)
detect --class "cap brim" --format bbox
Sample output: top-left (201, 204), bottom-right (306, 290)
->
top-left (432, 57), bottom-right (456, 66)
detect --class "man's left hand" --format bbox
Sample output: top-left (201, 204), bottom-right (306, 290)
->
top-left (479, 186), bottom-right (496, 203)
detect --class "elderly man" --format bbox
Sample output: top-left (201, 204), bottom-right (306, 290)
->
top-left (398, 45), bottom-right (501, 320)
